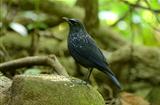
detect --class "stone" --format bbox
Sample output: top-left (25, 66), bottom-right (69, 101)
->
top-left (8, 74), bottom-right (105, 105)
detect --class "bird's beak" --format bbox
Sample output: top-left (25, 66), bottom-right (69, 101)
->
top-left (62, 17), bottom-right (70, 22)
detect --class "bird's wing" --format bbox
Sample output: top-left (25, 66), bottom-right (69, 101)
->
top-left (69, 34), bottom-right (121, 89)
top-left (70, 34), bottom-right (115, 76)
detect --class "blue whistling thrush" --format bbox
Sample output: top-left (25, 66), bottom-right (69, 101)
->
top-left (63, 17), bottom-right (121, 89)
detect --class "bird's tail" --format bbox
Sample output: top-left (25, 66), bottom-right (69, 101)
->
top-left (100, 66), bottom-right (122, 90)
top-left (107, 71), bottom-right (122, 90)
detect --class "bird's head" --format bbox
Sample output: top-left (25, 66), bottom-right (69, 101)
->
top-left (62, 17), bottom-right (84, 29)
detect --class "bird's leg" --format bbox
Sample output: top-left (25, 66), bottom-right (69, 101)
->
top-left (84, 68), bottom-right (93, 84)
top-left (87, 68), bottom-right (93, 81)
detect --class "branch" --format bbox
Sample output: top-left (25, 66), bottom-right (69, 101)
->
top-left (111, 0), bottom-right (141, 27)
top-left (110, 10), bottom-right (130, 27)
top-left (5, 0), bottom-right (84, 20)
top-left (122, 0), bottom-right (160, 13)
top-left (108, 45), bottom-right (160, 84)
top-left (0, 55), bottom-right (69, 77)
top-left (83, 0), bottom-right (99, 30)
top-left (94, 27), bottom-right (128, 50)
top-left (144, 0), bottom-right (160, 23)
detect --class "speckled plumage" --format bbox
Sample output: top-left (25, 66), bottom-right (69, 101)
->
top-left (64, 18), bottom-right (121, 89)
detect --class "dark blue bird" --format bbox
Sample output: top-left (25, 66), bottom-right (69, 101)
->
top-left (63, 17), bottom-right (121, 89)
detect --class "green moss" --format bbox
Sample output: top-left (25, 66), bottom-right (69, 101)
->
top-left (146, 86), bottom-right (160, 105)
top-left (9, 75), bottom-right (105, 105)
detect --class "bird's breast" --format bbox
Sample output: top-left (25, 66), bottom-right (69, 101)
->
top-left (68, 33), bottom-right (89, 48)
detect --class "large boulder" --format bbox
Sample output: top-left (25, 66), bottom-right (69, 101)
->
top-left (8, 74), bottom-right (105, 105)
top-left (0, 73), bottom-right (12, 105)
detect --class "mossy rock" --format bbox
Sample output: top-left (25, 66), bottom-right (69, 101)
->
top-left (8, 75), bottom-right (105, 105)
top-left (0, 73), bottom-right (12, 105)
top-left (146, 86), bottom-right (160, 105)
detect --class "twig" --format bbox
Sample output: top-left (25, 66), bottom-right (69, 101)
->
top-left (144, 0), bottom-right (160, 23)
top-left (122, 0), bottom-right (160, 13)
top-left (110, 10), bottom-right (130, 27)
top-left (0, 55), bottom-right (69, 77)
top-left (38, 30), bottom-right (63, 41)
top-left (29, 31), bottom-right (40, 56)
top-left (111, 0), bottom-right (141, 27)
top-left (142, 0), bottom-right (160, 33)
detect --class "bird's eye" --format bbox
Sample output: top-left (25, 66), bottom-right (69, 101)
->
top-left (69, 19), bottom-right (79, 24)
top-left (70, 19), bottom-right (76, 23)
